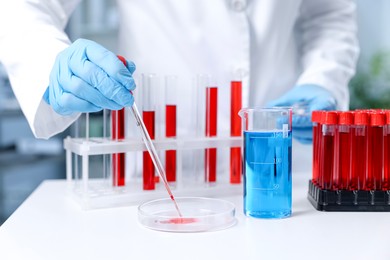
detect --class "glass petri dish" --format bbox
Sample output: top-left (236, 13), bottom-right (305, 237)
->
top-left (138, 197), bottom-right (236, 232)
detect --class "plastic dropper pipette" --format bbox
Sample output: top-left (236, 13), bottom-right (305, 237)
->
top-left (130, 103), bottom-right (182, 217)
top-left (117, 56), bottom-right (182, 217)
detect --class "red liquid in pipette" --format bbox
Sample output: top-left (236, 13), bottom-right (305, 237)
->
top-left (205, 87), bottom-right (218, 182)
top-left (230, 81), bottom-right (242, 184)
top-left (143, 111), bottom-right (155, 190)
top-left (116, 55), bottom-right (182, 217)
top-left (166, 105), bottom-right (177, 182)
top-left (112, 109), bottom-right (125, 186)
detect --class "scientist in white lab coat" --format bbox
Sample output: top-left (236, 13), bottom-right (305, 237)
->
top-left (0, 0), bottom-right (359, 143)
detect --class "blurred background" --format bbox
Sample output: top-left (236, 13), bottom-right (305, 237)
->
top-left (0, 0), bottom-right (389, 225)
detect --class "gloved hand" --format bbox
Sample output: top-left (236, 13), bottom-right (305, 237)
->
top-left (267, 84), bottom-right (337, 144)
top-left (43, 38), bottom-right (136, 115)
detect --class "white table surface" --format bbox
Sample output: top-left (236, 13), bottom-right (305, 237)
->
top-left (1, 172), bottom-right (390, 260)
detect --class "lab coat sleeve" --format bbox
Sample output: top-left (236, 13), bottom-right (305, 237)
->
top-left (296, 0), bottom-right (360, 111)
top-left (0, 0), bottom-right (82, 139)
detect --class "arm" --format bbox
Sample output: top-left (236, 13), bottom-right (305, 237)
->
top-left (296, 0), bottom-right (360, 110)
top-left (268, 0), bottom-right (359, 143)
top-left (0, 0), bottom-right (81, 139)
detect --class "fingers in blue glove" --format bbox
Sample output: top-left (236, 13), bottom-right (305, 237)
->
top-left (266, 84), bottom-right (337, 144)
top-left (47, 38), bottom-right (136, 115)
top-left (48, 79), bottom-right (101, 115)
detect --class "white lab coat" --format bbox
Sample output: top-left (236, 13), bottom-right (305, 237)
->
top-left (0, 0), bottom-right (359, 139)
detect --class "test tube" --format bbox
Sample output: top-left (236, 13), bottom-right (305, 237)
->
top-left (334, 112), bottom-right (353, 190)
top-left (102, 109), bottom-right (110, 181)
top-left (142, 74), bottom-right (157, 190)
top-left (311, 111), bottom-right (322, 185)
top-left (319, 111), bottom-right (338, 190)
top-left (205, 84), bottom-right (218, 183)
top-left (230, 80), bottom-right (242, 184)
top-left (367, 112), bottom-right (385, 190)
top-left (349, 111), bottom-right (369, 190)
top-left (165, 75), bottom-right (177, 183)
top-left (194, 75), bottom-right (208, 181)
top-left (111, 108), bottom-right (125, 186)
top-left (384, 111), bottom-right (390, 190)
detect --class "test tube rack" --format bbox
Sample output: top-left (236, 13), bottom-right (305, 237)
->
top-left (308, 109), bottom-right (390, 211)
top-left (64, 135), bottom-right (243, 209)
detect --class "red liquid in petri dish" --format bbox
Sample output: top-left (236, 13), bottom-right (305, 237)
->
top-left (160, 218), bottom-right (198, 225)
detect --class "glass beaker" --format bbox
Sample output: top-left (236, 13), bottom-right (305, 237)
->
top-left (239, 107), bottom-right (292, 219)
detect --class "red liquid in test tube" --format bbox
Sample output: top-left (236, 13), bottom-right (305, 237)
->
top-left (319, 112), bottom-right (338, 190)
top-left (367, 112), bottom-right (385, 190)
top-left (349, 112), bottom-right (369, 190)
top-left (143, 111), bottom-right (155, 190)
top-left (335, 112), bottom-right (353, 190)
top-left (112, 108), bottom-right (125, 186)
top-left (205, 86), bottom-right (218, 183)
top-left (165, 105), bottom-right (177, 182)
top-left (142, 74), bottom-right (158, 190)
top-left (230, 81), bottom-right (242, 184)
top-left (311, 111), bottom-right (322, 185)
top-left (165, 76), bottom-right (177, 183)
top-left (384, 111), bottom-right (390, 190)
top-left (111, 55), bottom-right (128, 187)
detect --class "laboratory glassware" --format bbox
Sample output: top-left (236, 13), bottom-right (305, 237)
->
top-left (384, 111), bottom-right (390, 190)
top-left (350, 111), bottom-right (369, 190)
top-left (165, 75), bottom-right (177, 183)
top-left (142, 74), bottom-right (157, 190)
top-left (205, 85), bottom-right (218, 183)
top-left (367, 112), bottom-right (385, 190)
top-left (335, 112), bottom-right (353, 190)
top-left (311, 111), bottom-right (322, 185)
top-left (112, 56), bottom-right (127, 187)
top-left (319, 111), bottom-right (338, 190)
top-left (230, 80), bottom-right (242, 184)
top-left (239, 107), bottom-right (292, 219)
top-left (138, 197), bottom-right (236, 232)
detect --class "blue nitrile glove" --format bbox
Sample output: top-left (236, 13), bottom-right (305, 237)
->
top-left (267, 84), bottom-right (337, 144)
top-left (43, 39), bottom-right (136, 115)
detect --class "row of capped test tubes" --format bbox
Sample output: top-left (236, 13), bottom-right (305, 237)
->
top-left (311, 109), bottom-right (390, 191)
top-left (106, 73), bottom-right (243, 190)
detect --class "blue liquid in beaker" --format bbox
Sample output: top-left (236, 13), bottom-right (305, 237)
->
top-left (243, 130), bottom-right (292, 219)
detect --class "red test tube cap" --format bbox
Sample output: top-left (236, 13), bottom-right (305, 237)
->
top-left (321, 111), bottom-right (338, 125)
top-left (354, 111), bottom-right (369, 126)
top-left (311, 110), bottom-right (323, 123)
top-left (386, 110), bottom-right (390, 124)
top-left (370, 112), bottom-right (385, 126)
top-left (338, 111), bottom-right (353, 125)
